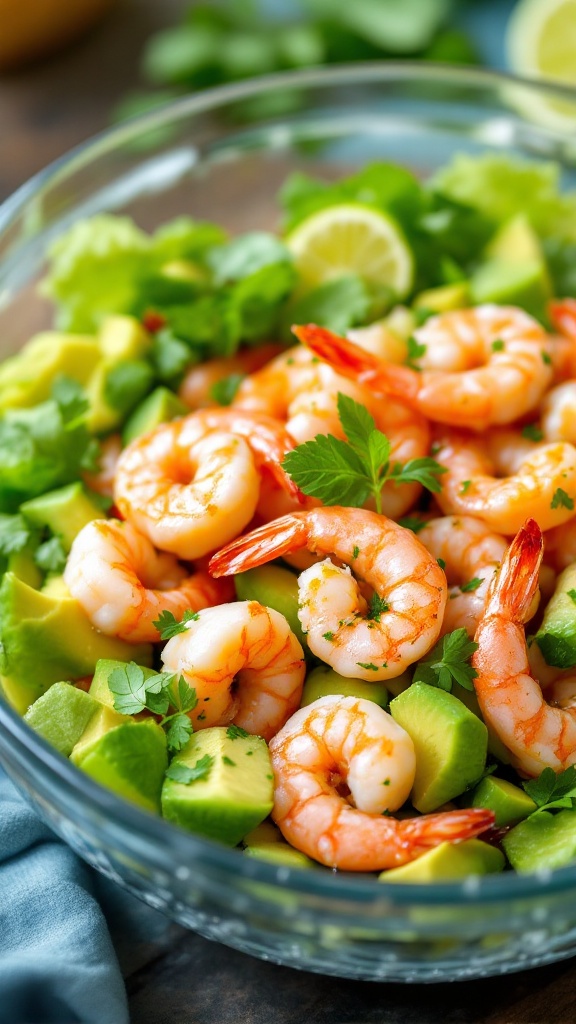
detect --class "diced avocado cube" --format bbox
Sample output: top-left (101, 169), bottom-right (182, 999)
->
top-left (378, 839), bottom-right (504, 883)
top-left (389, 683), bottom-right (488, 813)
top-left (122, 386), bottom-right (188, 446)
top-left (244, 843), bottom-right (314, 869)
top-left (72, 715), bottom-right (167, 814)
top-left (535, 563), bottom-right (576, 668)
top-left (465, 776), bottom-right (537, 827)
top-left (485, 213), bottom-right (544, 264)
top-left (234, 565), bottom-right (307, 650)
top-left (470, 258), bottom-right (550, 322)
top-left (243, 820), bottom-right (282, 845)
top-left (20, 482), bottom-right (103, 552)
top-left (0, 332), bottom-right (102, 413)
top-left (24, 681), bottom-right (100, 756)
top-left (98, 316), bottom-right (151, 362)
top-left (0, 572), bottom-right (152, 713)
top-left (503, 809), bottom-right (576, 873)
top-left (413, 281), bottom-right (470, 313)
top-left (301, 665), bottom-right (388, 709)
top-left (162, 727), bottom-right (274, 845)
top-left (6, 546), bottom-right (43, 588)
top-left (70, 704), bottom-right (128, 763)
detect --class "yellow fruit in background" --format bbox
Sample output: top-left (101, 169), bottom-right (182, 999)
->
top-left (0, 0), bottom-right (116, 71)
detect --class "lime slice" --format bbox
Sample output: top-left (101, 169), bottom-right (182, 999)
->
top-left (286, 203), bottom-right (413, 298)
top-left (506, 0), bottom-right (576, 129)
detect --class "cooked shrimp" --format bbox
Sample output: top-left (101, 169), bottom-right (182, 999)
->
top-left (269, 694), bottom-right (494, 870)
top-left (210, 507), bottom-right (447, 681)
top-left (178, 343), bottom-right (283, 410)
top-left (418, 516), bottom-right (508, 637)
top-left (544, 518), bottom-right (576, 573)
top-left (540, 381), bottom-right (576, 445)
top-left (161, 600), bottom-right (305, 741)
top-left (295, 306), bottom-right (554, 431)
top-left (64, 519), bottom-right (233, 643)
top-left (433, 428), bottom-right (576, 535)
top-left (473, 518), bottom-right (576, 775)
top-left (114, 409), bottom-right (302, 560)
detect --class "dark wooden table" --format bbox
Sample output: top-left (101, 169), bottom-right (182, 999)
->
top-left (3, 2), bottom-right (576, 1020)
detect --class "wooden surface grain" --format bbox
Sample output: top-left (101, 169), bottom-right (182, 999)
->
top-left (3, 2), bottom-right (576, 1020)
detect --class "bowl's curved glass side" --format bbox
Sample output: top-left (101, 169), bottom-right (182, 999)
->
top-left (2, 64), bottom-right (576, 981)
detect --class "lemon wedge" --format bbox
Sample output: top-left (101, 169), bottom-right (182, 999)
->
top-left (285, 203), bottom-right (413, 298)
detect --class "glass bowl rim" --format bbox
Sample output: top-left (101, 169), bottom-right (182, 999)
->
top-left (2, 59), bottom-right (576, 907)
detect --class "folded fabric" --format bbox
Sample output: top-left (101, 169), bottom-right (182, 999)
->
top-left (0, 768), bottom-right (129, 1024)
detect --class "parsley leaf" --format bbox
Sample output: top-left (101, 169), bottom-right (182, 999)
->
top-left (368, 593), bottom-right (389, 621)
top-left (0, 514), bottom-right (32, 556)
top-left (34, 536), bottom-right (67, 575)
top-left (551, 488), bottom-right (574, 511)
top-left (283, 393), bottom-right (446, 514)
top-left (107, 663), bottom-right (197, 750)
top-left (460, 577), bottom-right (483, 593)
top-left (165, 754), bottom-right (214, 785)
top-left (412, 628), bottom-right (479, 692)
top-left (522, 765), bottom-right (576, 813)
top-left (153, 608), bottom-right (200, 639)
top-left (108, 662), bottom-right (150, 715)
top-left (227, 724), bottom-right (250, 740)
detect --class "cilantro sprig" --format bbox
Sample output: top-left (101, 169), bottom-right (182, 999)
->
top-left (282, 393), bottom-right (446, 514)
top-left (412, 628), bottom-right (478, 692)
top-left (522, 766), bottom-right (576, 813)
top-left (153, 608), bottom-right (200, 640)
top-left (165, 754), bottom-right (214, 785)
top-left (107, 662), bottom-right (198, 752)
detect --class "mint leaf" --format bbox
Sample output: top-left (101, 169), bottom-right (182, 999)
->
top-left (108, 662), bottom-right (149, 715)
top-left (165, 752), bottom-right (213, 783)
top-left (153, 608), bottom-right (200, 640)
top-left (412, 628), bottom-right (478, 693)
top-left (165, 713), bottom-right (194, 753)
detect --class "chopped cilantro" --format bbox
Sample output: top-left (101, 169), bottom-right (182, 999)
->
top-left (460, 577), bottom-right (483, 593)
top-left (34, 536), bottom-right (67, 575)
top-left (352, 545), bottom-right (360, 559)
top-left (222, 756), bottom-right (236, 767)
top-left (153, 608), bottom-right (200, 639)
top-left (357, 662), bottom-right (379, 671)
top-left (412, 628), bottom-right (478, 692)
top-left (437, 557), bottom-right (446, 571)
top-left (541, 350), bottom-right (552, 366)
top-left (227, 724), bottom-right (250, 740)
top-left (165, 754), bottom-right (214, 785)
top-left (491, 339), bottom-right (505, 352)
top-left (567, 589), bottom-right (576, 604)
top-left (397, 516), bottom-right (427, 534)
top-left (521, 423), bottom-right (544, 442)
top-left (322, 631), bottom-right (334, 642)
top-left (210, 373), bottom-right (245, 406)
top-left (460, 479), bottom-right (471, 494)
top-left (551, 488), bottom-right (574, 511)
top-left (368, 593), bottom-right (389, 622)
top-left (406, 335), bottom-right (426, 368)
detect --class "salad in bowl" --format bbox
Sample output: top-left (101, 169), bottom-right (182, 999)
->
top-left (2, 65), bottom-right (576, 981)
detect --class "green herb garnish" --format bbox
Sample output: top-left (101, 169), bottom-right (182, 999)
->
top-left (412, 628), bottom-right (478, 692)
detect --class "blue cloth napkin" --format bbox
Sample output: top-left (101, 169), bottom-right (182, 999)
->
top-left (0, 768), bottom-right (130, 1024)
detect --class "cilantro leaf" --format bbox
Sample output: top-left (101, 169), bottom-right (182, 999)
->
top-left (523, 765), bottom-right (576, 812)
top-left (282, 433), bottom-right (370, 508)
top-left (210, 373), bottom-right (245, 406)
top-left (0, 514), bottom-right (32, 557)
top-left (368, 593), bottom-right (389, 622)
top-left (551, 488), bottom-right (574, 511)
top-left (397, 516), bottom-right (427, 534)
top-left (174, 675), bottom-right (198, 714)
top-left (51, 376), bottom-right (89, 427)
top-left (34, 536), bottom-right (67, 575)
top-left (165, 753), bottom-right (214, 784)
top-left (165, 713), bottom-right (194, 753)
top-left (412, 628), bottom-right (478, 693)
top-left (226, 724), bottom-right (250, 740)
top-left (389, 457), bottom-right (447, 493)
top-left (406, 335), bottom-right (426, 367)
top-left (460, 577), bottom-right (483, 593)
top-left (521, 424), bottom-right (544, 442)
top-left (153, 608), bottom-right (200, 640)
top-left (108, 662), bottom-right (149, 715)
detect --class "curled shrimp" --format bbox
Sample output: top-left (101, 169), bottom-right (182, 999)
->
top-left (63, 519), bottom-right (233, 643)
top-left (418, 516), bottom-right (508, 637)
top-left (540, 381), bottom-right (576, 445)
top-left (473, 518), bottom-right (576, 776)
top-left (161, 600), bottom-right (305, 741)
top-left (178, 343), bottom-right (283, 410)
top-left (295, 306), bottom-right (554, 431)
top-left (433, 428), bottom-right (576, 535)
top-left (114, 409), bottom-right (302, 560)
top-left (269, 694), bottom-right (494, 870)
top-left (210, 507), bottom-right (447, 681)
top-left (82, 433), bottom-right (122, 499)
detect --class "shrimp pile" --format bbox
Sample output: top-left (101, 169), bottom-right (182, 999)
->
top-left (60, 293), bottom-right (576, 872)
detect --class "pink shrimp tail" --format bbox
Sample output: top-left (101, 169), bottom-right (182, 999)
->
top-left (550, 298), bottom-right (576, 342)
top-left (209, 512), bottom-right (308, 577)
top-left (401, 807), bottom-right (494, 849)
top-left (483, 518), bottom-right (543, 622)
top-left (292, 323), bottom-right (420, 403)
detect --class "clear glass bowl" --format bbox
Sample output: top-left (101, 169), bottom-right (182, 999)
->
top-left (2, 64), bottom-right (576, 984)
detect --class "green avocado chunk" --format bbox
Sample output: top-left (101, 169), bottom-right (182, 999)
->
top-left (470, 258), bottom-right (550, 322)
top-left (378, 839), bottom-right (504, 883)
top-left (535, 563), bottom-right (576, 668)
top-left (413, 281), bottom-right (470, 313)
top-left (502, 809), bottom-right (576, 873)
top-left (24, 681), bottom-right (100, 756)
top-left (72, 713), bottom-right (168, 814)
top-left (86, 316), bottom-right (153, 433)
top-left (162, 727), bottom-right (274, 845)
top-left (244, 843), bottom-right (314, 868)
top-left (389, 682), bottom-right (488, 813)
top-left (5, 546), bottom-right (43, 588)
top-left (122, 386), bottom-right (188, 445)
top-left (465, 776), bottom-right (537, 827)
top-left (301, 665), bottom-right (388, 709)
top-left (20, 482), bottom-right (103, 552)
top-left (0, 332), bottom-right (101, 413)
top-left (0, 572), bottom-right (153, 713)
top-left (234, 564), bottom-right (307, 650)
